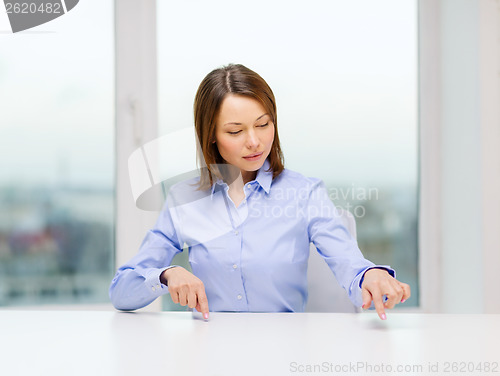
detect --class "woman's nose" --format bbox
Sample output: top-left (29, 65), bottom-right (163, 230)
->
top-left (246, 130), bottom-right (259, 149)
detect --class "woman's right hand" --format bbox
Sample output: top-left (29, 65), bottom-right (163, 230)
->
top-left (161, 267), bottom-right (209, 319)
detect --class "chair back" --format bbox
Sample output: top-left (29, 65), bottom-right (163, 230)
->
top-left (306, 208), bottom-right (360, 313)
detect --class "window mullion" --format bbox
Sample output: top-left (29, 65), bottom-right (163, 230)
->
top-left (115, 0), bottom-right (161, 311)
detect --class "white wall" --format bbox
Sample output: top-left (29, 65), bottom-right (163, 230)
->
top-left (478, 0), bottom-right (500, 315)
top-left (419, 0), bottom-right (500, 313)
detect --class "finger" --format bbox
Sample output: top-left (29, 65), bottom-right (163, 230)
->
top-left (187, 291), bottom-right (197, 309)
top-left (196, 289), bottom-right (210, 320)
top-left (361, 287), bottom-right (372, 309)
top-left (178, 290), bottom-right (188, 306)
top-left (383, 283), bottom-right (404, 309)
top-left (399, 282), bottom-right (411, 303)
top-left (171, 290), bottom-right (179, 304)
top-left (371, 287), bottom-right (387, 320)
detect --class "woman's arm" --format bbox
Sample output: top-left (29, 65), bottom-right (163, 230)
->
top-left (305, 178), bottom-right (410, 318)
top-left (109, 202), bottom-right (183, 311)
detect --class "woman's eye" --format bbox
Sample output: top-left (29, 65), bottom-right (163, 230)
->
top-left (227, 123), bottom-right (268, 135)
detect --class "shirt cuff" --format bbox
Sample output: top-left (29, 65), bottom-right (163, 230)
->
top-left (144, 266), bottom-right (180, 296)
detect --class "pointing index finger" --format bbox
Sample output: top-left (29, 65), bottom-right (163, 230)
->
top-left (371, 287), bottom-right (387, 320)
top-left (196, 289), bottom-right (210, 320)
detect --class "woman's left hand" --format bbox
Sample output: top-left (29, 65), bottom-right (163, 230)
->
top-left (361, 268), bottom-right (411, 320)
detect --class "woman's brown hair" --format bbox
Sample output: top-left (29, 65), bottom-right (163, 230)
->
top-left (193, 63), bottom-right (285, 190)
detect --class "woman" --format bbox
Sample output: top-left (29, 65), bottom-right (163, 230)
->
top-left (109, 63), bottom-right (410, 320)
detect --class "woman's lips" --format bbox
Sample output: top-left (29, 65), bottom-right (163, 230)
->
top-left (243, 152), bottom-right (263, 161)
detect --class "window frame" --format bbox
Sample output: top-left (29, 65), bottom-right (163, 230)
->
top-left (115, 0), bottom-right (161, 312)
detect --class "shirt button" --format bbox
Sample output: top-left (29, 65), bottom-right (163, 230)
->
top-left (152, 286), bottom-right (156, 291)
top-left (234, 230), bottom-right (239, 235)
top-left (237, 294), bottom-right (242, 300)
top-left (233, 264), bottom-right (238, 269)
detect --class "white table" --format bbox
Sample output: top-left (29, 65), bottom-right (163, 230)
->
top-left (0, 311), bottom-right (499, 376)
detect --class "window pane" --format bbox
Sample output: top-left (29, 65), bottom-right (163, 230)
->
top-left (0, 0), bottom-right (114, 306)
top-left (157, 0), bottom-right (418, 309)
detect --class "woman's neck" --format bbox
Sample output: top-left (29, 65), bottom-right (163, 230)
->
top-left (227, 174), bottom-right (245, 208)
top-left (241, 170), bottom-right (257, 185)
top-left (226, 170), bottom-right (257, 208)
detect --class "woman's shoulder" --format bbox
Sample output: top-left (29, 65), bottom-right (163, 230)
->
top-left (170, 175), bottom-right (203, 191)
top-left (164, 175), bottom-right (211, 208)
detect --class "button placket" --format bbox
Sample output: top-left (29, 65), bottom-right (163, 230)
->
top-left (221, 182), bottom-right (248, 309)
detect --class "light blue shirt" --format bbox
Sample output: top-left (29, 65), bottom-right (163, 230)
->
top-left (109, 160), bottom-right (394, 312)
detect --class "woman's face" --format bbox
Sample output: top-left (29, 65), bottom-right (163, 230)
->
top-left (214, 94), bottom-right (275, 183)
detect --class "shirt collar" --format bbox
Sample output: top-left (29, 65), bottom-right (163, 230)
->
top-left (254, 158), bottom-right (272, 194)
top-left (210, 159), bottom-right (273, 197)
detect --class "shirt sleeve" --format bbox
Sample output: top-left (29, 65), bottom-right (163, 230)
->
top-left (305, 179), bottom-right (395, 308)
top-left (109, 199), bottom-right (183, 311)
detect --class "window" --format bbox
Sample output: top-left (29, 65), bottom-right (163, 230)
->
top-left (156, 0), bottom-right (418, 310)
top-left (0, 0), bottom-right (114, 306)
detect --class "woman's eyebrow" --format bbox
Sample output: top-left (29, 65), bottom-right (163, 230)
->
top-left (223, 113), bottom-right (269, 127)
